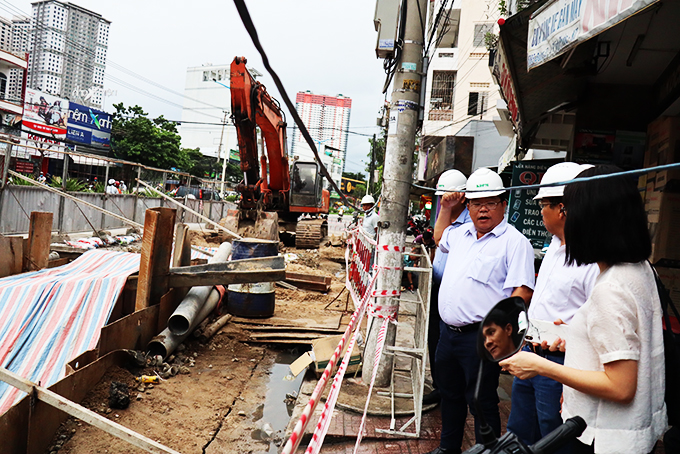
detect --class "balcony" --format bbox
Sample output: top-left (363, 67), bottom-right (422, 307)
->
top-left (0, 49), bottom-right (27, 115)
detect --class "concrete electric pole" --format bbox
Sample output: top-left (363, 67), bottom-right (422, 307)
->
top-left (363, 0), bottom-right (426, 387)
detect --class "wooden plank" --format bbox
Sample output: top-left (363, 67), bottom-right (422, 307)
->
top-left (237, 325), bottom-right (344, 334)
top-left (249, 332), bottom-right (323, 340)
top-left (49, 244), bottom-right (86, 255)
top-left (232, 312), bottom-right (342, 330)
top-left (247, 339), bottom-right (314, 345)
top-left (283, 278), bottom-right (330, 293)
top-left (169, 255), bottom-right (284, 274)
top-left (135, 208), bottom-right (175, 311)
top-left (25, 211), bottom-right (53, 271)
top-left (0, 366), bottom-right (182, 454)
top-left (0, 236), bottom-right (23, 278)
top-left (167, 269), bottom-right (285, 288)
top-left (285, 272), bottom-right (331, 284)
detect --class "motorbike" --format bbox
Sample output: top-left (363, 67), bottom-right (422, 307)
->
top-left (406, 214), bottom-right (429, 237)
top-left (464, 297), bottom-right (586, 454)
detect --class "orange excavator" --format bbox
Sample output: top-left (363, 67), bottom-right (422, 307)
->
top-left (220, 56), bottom-right (330, 248)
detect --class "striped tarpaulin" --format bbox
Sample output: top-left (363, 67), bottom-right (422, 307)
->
top-left (0, 249), bottom-right (140, 415)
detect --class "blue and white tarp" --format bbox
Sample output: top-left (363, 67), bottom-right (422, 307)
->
top-left (0, 250), bottom-right (140, 415)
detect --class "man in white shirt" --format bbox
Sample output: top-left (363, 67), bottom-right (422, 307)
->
top-left (360, 194), bottom-right (379, 239)
top-left (428, 168), bottom-right (535, 454)
top-left (506, 162), bottom-right (599, 451)
top-left (424, 170), bottom-right (470, 405)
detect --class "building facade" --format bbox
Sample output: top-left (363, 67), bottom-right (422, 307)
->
top-left (27, 1), bottom-right (110, 108)
top-left (290, 91), bottom-right (351, 189)
top-left (179, 63), bottom-right (238, 160)
top-left (419, 0), bottom-right (511, 181)
top-left (7, 16), bottom-right (31, 104)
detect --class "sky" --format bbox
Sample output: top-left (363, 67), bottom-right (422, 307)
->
top-left (8, 0), bottom-right (389, 176)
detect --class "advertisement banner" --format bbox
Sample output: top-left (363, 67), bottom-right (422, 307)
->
top-left (67, 102), bottom-right (112, 147)
top-left (527, 0), bottom-right (658, 70)
top-left (22, 88), bottom-right (68, 139)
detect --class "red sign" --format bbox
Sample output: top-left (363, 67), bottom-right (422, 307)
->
top-left (15, 160), bottom-right (34, 174)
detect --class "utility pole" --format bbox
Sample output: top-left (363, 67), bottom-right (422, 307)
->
top-left (368, 133), bottom-right (376, 195)
top-left (218, 111), bottom-right (229, 196)
top-left (363, 0), bottom-right (426, 387)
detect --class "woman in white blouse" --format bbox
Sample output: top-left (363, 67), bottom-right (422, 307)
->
top-left (500, 165), bottom-right (667, 454)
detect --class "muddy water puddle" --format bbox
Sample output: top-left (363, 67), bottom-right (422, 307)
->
top-left (251, 349), bottom-right (305, 452)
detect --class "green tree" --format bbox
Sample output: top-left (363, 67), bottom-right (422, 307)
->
top-left (111, 103), bottom-right (183, 170)
top-left (367, 131), bottom-right (386, 195)
top-left (353, 183), bottom-right (367, 198)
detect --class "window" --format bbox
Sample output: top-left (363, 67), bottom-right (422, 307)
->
top-left (473, 23), bottom-right (493, 48)
top-left (428, 70), bottom-right (455, 121)
top-left (467, 91), bottom-right (488, 116)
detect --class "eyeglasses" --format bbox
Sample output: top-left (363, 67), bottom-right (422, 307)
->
top-left (468, 201), bottom-right (501, 211)
top-left (538, 201), bottom-right (554, 210)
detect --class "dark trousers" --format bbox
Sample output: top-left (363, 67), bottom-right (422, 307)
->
top-left (507, 346), bottom-right (569, 453)
top-left (435, 321), bottom-right (501, 451)
top-left (427, 279), bottom-right (441, 388)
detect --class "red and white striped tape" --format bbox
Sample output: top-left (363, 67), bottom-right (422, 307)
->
top-left (281, 265), bottom-right (380, 454)
top-left (377, 244), bottom-right (404, 252)
top-left (353, 316), bottom-right (390, 453)
top-left (371, 289), bottom-right (401, 297)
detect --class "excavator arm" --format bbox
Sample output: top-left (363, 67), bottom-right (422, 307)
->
top-left (230, 56), bottom-right (290, 211)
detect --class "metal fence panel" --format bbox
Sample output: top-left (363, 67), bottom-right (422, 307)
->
top-left (61, 193), bottom-right (104, 232)
top-left (0, 186), bottom-right (60, 234)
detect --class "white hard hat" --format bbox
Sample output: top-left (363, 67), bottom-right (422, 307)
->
top-left (533, 163), bottom-right (593, 200)
top-left (361, 195), bottom-right (375, 205)
top-left (435, 169), bottom-right (467, 195)
top-left (108, 179), bottom-right (115, 184)
top-left (465, 168), bottom-right (506, 199)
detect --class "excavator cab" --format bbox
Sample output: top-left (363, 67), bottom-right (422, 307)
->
top-left (290, 161), bottom-right (324, 209)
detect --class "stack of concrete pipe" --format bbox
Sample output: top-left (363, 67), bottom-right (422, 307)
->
top-left (147, 241), bottom-right (232, 358)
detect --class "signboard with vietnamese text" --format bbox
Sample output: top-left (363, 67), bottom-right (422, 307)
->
top-left (492, 42), bottom-right (521, 128)
top-left (527, 0), bottom-right (658, 70)
top-left (340, 177), bottom-right (365, 196)
top-left (508, 160), bottom-right (554, 249)
top-left (67, 102), bottom-right (112, 147)
top-left (22, 88), bottom-right (68, 140)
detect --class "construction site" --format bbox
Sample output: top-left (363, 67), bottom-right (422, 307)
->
top-left (0, 115), bottom-right (460, 453)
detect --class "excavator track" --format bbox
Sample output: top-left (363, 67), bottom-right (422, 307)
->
top-left (295, 218), bottom-right (328, 249)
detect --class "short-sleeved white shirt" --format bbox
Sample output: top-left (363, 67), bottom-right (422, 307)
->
top-left (561, 262), bottom-right (667, 453)
top-left (362, 211), bottom-right (379, 239)
top-left (432, 208), bottom-right (471, 283)
top-left (528, 235), bottom-right (600, 324)
top-left (438, 218), bottom-right (535, 326)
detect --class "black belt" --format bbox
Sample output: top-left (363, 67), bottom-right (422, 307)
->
top-left (447, 322), bottom-right (480, 333)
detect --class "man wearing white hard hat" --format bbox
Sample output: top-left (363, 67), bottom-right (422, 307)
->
top-left (428, 167), bottom-right (535, 454)
top-left (424, 169), bottom-right (471, 406)
top-left (361, 194), bottom-right (379, 239)
top-left (506, 163), bottom-right (599, 452)
top-left (106, 178), bottom-right (118, 195)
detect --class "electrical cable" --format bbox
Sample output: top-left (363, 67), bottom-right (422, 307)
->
top-left (231, 0), bottom-right (357, 210)
top-left (411, 162), bottom-right (680, 194)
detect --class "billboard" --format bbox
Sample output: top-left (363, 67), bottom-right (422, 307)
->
top-left (67, 102), bottom-right (112, 147)
top-left (22, 88), bottom-right (68, 139)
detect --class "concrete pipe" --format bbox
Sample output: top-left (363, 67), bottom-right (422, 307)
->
top-left (148, 286), bottom-right (221, 358)
top-left (167, 241), bottom-right (232, 336)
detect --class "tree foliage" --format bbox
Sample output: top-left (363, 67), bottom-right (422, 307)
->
top-left (111, 103), bottom-right (183, 170)
top-left (367, 131), bottom-right (386, 195)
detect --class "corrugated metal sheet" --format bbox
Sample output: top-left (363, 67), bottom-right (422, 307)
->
top-left (0, 250), bottom-right (140, 415)
top-left (0, 186), bottom-right (60, 234)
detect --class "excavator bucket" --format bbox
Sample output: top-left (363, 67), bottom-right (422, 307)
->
top-left (220, 209), bottom-right (279, 242)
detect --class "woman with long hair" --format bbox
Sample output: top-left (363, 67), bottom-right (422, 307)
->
top-left (499, 165), bottom-right (667, 453)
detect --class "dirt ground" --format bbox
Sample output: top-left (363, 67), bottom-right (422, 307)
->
top-left (47, 240), bottom-right (350, 454)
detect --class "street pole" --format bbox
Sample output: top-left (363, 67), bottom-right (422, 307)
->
top-left (362, 0), bottom-right (426, 387)
top-left (368, 133), bottom-right (376, 195)
top-left (217, 111), bottom-right (228, 196)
